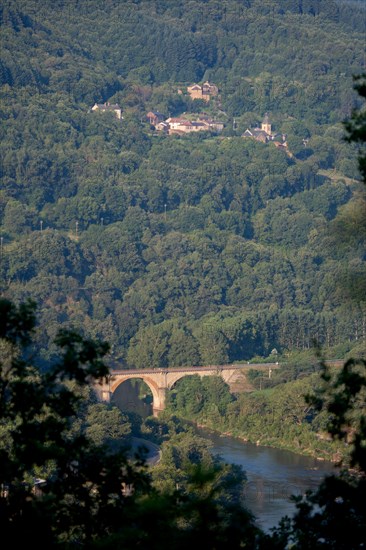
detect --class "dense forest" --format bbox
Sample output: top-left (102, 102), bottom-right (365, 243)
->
top-left (1, 0), bottom-right (365, 369)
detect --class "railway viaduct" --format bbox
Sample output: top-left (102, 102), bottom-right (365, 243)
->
top-left (94, 363), bottom-right (280, 416)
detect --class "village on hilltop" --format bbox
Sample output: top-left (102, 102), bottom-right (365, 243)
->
top-left (91, 81), bottom-right (287, 146)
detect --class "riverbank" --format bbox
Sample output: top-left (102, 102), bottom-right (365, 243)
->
top-left (189, 419), bottom-right (346, 465)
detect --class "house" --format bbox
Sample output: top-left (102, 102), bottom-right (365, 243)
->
top-left (242, 114), bottom-right (282, 144)
top-left (146, 111), bottom-right (166, 126)
top-left (165, 117), bottom-right (191, 131)
top-left (168, 119), bottom-right (198, 134)
top-left (187, 81), bottom-right (219, 102)
top-left (164, 115), bottom-right (224, 135)
top-left (187, 84), bottom-right (202, 100)
top-left (153, 113), bottom-right (224, 135)
top-left (242, 128), bottom-right (269, 143)
top-left (155, 121), bottom-right (169, 133)
top-left (91, 102), bottom-right (122, 119)
top-left (202, 81), bottom-right (219, 98)
top-left (197, 116), bottom-right (224, 132)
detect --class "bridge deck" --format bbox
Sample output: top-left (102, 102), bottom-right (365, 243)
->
top-left (109, 362), bottom-right (281, 375)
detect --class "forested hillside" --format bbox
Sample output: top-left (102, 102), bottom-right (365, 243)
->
top-left (1, 0), bottom-right (365, 368)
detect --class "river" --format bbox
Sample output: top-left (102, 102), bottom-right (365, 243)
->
top-left (112, 380), bottom-right (337, 533)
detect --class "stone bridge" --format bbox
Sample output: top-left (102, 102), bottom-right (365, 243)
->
top-left (94, 363), bottom-right (280, 416)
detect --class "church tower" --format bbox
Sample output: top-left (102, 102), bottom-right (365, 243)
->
top-left (261, 113), bottom-right (271, 135)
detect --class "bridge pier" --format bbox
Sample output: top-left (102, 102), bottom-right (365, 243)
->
top-left (152, 386), bottom-right (167, 416)
top-left (101, 390), bottom-right (112, 402)
top-left (94, 378), bottom-right (112, 403)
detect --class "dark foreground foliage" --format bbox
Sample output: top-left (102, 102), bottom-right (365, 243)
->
top-left (1, 298), bottom-right (365, 549)
top-left (0, 298), bottom-right (264, 549)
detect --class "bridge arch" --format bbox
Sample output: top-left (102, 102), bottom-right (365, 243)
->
top-left (110, 375), bottom-right (162, 413)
